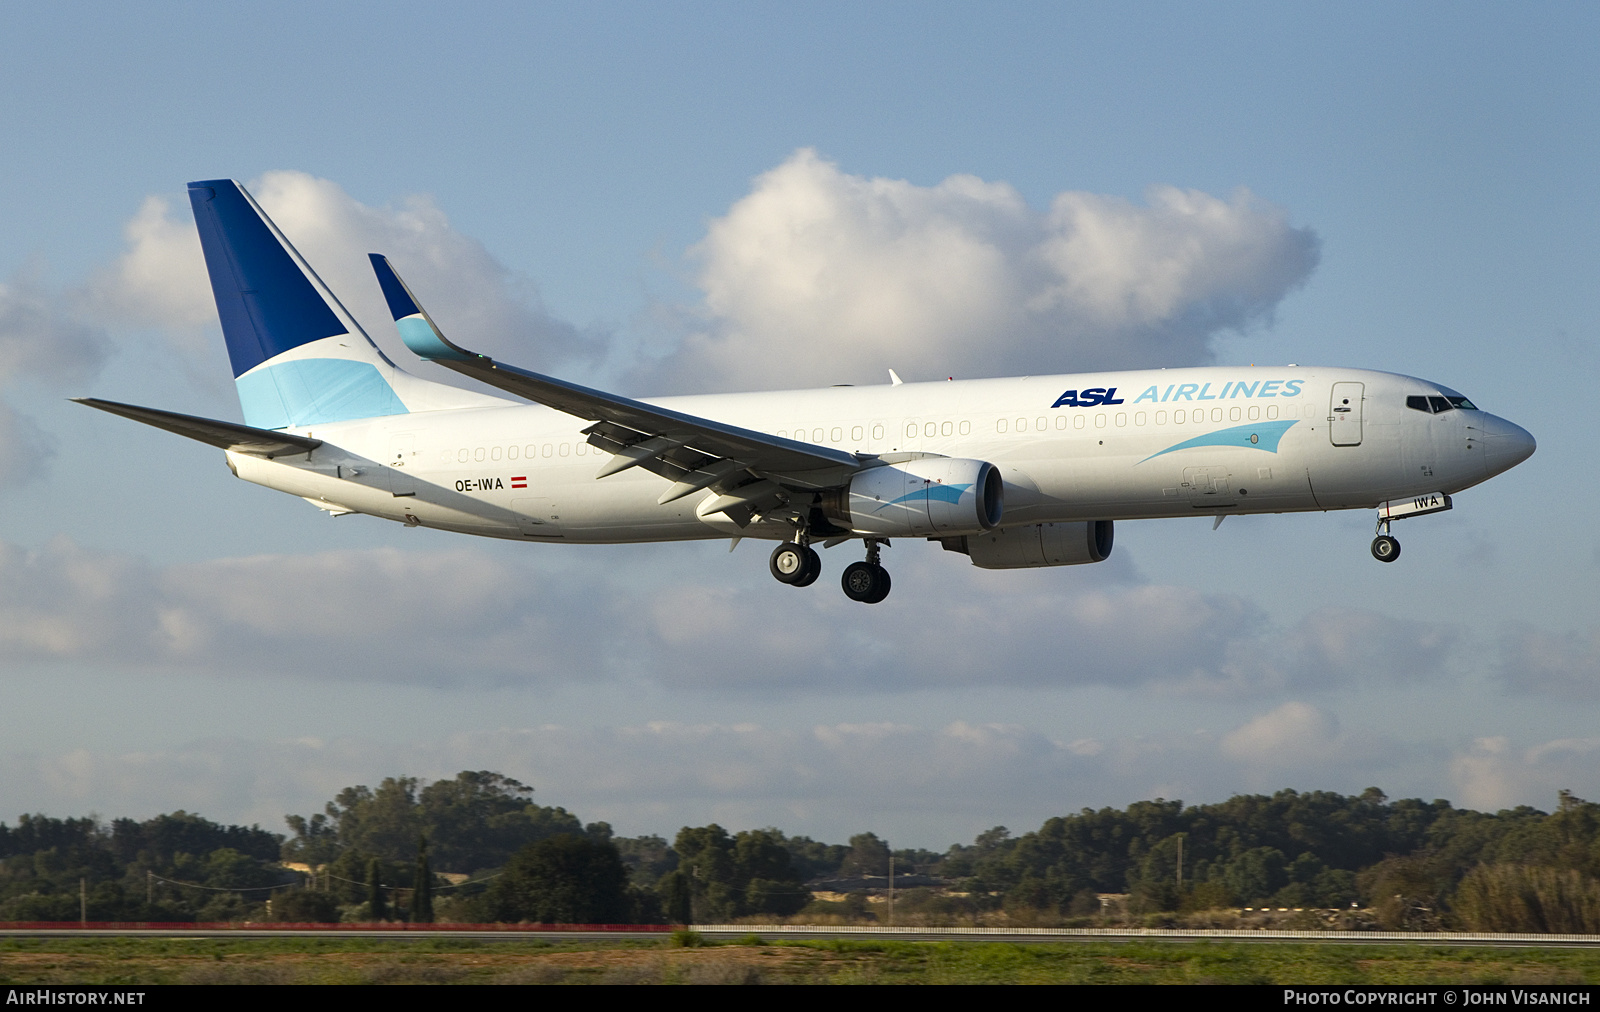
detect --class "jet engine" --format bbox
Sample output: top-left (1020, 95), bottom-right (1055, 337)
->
top-left (940, 520), bottom-right (1114, 569)
top-left (842, 458), bottom-right (1004, 537)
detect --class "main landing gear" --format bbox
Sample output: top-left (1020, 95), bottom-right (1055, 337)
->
top-left (841, 539), bottom-right (891, 605)
top-left (769, 540), bottom-right (820, 586)
top-left (769, 537), bottom-right (892, 603)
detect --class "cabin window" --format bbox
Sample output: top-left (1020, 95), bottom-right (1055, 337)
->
top-left (996, 418), bottom-right (1008, 433)
top-left (832, 426), bottom-right (844, 442)
top-left (1267, 405), bottom-right (1280, 420)
top-left (559, 443), bottom-right (570, 456)
top-left (458, 448), bottom-right (469, 463)
top-left (1209, 408), bottom-right (1221, 422)
top-left (1095, 413), bottom-right (1107, 429)
top-left (907, 422), bottom-right (919, 438)
top-left (491, 446), bottom-right (503, 461)
top-left (958, 420), bottom-right (971, 435)
top-left (872, 424), bottom-right (885, 440)
top-left (1073, 415), bottom-right (1086, 430)
top-left (925, 422), bottom-right (937, 437)
top-left (508, 445), bottom-right (519, 460)
top-left (1055, 415), bottom-right (1068, 430)
top-left (1174, 409), bottom-right (1186, 424)
top-left (1229, 406), bottom-right (1242, 422)
top-left (1035, 416), bottom-right (1047, 431)
top-left (813, 428), bottom-right (825, 442)
top-left (1135, 411), bottom-right (1147, 426)
top-left (525, 444), bottom-right (537, 458)
top-left (1155, 410), bottom-right (1167, 425)
top-left (941, 421), bottom-right (953, 436)
top-left (1248, 405), bottom-right (1260, 421)
top-left (474, 447), bottom-right (486, 462)
top-left (1114, 412), bottom-right (1126, 427)
top-left (543, 443), bottom-right (554, 457)
top-left (852, 425), bottom-right (864, 441)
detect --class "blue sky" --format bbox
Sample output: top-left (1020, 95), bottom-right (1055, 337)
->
top-left (1, 2), bottom-right (1596, 848)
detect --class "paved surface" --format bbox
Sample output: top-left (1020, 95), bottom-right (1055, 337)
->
top-left (3, 924), bottom-right (1599, 948)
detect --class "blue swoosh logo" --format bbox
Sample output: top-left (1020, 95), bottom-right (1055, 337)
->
top-left (1138, 420), bottom-right (1299, 464)
top-left (874, 483), bottom-right (972, 512)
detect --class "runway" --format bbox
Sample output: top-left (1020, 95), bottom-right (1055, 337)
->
top-left (4, 923), bottom-right (1599, 948)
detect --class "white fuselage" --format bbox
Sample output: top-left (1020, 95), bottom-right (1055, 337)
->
top-left (225, 365), bottom-right (1531, 544)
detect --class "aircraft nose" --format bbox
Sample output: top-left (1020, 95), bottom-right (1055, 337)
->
top-left (1481, 415), bottom-right (1536, 476)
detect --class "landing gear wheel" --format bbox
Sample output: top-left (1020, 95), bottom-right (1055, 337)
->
top-left (841, 561), bottom-right (891, 604)
top-left (793, 547), bottom-right (821, 587)
top-left (1371, 535), bottom-right (1401, 563)
top-left (770, 543), bottom-right (821, 585)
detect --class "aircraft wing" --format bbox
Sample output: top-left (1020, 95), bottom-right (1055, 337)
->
top-left (369, 254), bottom-right (864, 505)
top-left (74, 398), bottom-right (323, 458)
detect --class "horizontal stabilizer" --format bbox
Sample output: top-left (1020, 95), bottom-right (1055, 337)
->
top-left (73, 398), bottom-right (323, 458)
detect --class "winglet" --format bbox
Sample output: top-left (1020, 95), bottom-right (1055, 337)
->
top-left (368, 254), bottom-right (476, 362)
top-left (888, 369), bottom-right (904, 386)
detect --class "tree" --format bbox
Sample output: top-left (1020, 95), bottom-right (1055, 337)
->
top-left (477, 834), bottom-right (631, 924)
top-left (367, 858), bottom-right (387, 922)
top-left (412, 835), bottom-right (434, 923)
top-left (283, 770), bottom-right (584, 871)
top-left (839, 833), bottom-right (891, 877)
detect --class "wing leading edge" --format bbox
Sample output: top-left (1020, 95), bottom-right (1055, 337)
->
top-left (368, 255), bottom-right (866, 517)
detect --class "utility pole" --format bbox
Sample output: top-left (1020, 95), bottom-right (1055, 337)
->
top-left (1176, 835), bottom-right (1184, 892)
top-left (80, 877), bottom-right (87, 926)
top-left (887, 851), bottom-right (895, 926)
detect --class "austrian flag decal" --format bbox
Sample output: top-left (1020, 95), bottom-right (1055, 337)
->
top-left (511, 476), bottom-right (527, 489)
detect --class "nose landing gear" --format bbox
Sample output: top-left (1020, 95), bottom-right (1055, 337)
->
top-left (1371, 533), bottom-right (1401, 562)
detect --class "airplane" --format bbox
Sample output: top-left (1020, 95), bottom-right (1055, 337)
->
top-left (77, 179), bottom-right (1536, 604)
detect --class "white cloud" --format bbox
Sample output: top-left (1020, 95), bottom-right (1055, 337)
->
top-left (84, 172), bottom-right (600, 372)
top-left (0, 535), bottom-right (1460, 697)
top-left (654, 149), bottom-right (1319, 391)
top-left (1221, 701), bottom-right (1341, 764)
top-left (82, 196), bottom-right (214, 343)
top-left (1449, 735), bottom-right (1600, 813)
top-left (1499, 624), bottom-right (1600, 699)
top-left (0, 264), bottom-right (110, 487)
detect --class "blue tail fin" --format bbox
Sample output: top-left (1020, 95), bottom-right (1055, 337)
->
top-left (188, 179), bottom-right (407, 429)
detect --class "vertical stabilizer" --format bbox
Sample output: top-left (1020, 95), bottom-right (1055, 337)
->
top-left (188, 179), bottom-right (409, 429)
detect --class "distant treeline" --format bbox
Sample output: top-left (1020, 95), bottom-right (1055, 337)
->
top-left (3, 776), bottom-right (1598, 931)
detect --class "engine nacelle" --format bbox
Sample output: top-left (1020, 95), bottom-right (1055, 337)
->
top-left (845, 458), bottom-right (1004, 537)
top-left (943, 520), bottom-right (1114, 569)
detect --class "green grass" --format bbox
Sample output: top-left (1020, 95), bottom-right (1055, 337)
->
top-left (3, 936), bottom-right (1599, 984)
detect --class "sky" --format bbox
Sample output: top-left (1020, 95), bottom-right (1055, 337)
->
top-left (1, 1), bottom-right (1597, 850)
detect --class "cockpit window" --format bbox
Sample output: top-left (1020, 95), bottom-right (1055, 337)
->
top-left (1407, 392), bottom-right (1480, 413)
